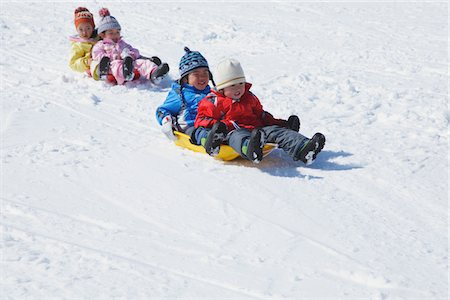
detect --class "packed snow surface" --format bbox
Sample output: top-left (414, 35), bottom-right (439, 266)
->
top-left (1, 2), bottom-right (448, 299)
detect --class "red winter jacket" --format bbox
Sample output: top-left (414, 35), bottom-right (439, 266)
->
top-left (195, 83), bottom-right (287, 131)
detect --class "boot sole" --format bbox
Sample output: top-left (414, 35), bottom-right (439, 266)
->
top-left (205, 123), bottom-right (227, 156)
top-left (123, 57), bottom-right (134, 81)
top-left (151, 63), bottom-right (169, 83)
top-left (247, 130), bottom-right (263, 163)
top-left (297, 133), bottom-right (325, 165)
top-left (99, 57), bottom-right (110, 79)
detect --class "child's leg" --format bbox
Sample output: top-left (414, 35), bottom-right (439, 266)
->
top-left (109, 60), bottom-right (127, 85)
top-left (262, 125), bottom-right (308, 158)
top-left (228, 129), bottom-right (264, 162)
top-left (200, 123), bottom-right (227, 156)
top-left (191, 127), bottom-right (210, 146)
top-left (261, 125), bottom-right (325, 163)
top-left (228, 128), bottom-right (267, 161)
top-left (183, 126), bottom-right (197, 144)
top-left (133, 59), bottom-right (157, 80)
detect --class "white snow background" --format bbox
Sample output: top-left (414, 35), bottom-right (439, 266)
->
top-left (1, 1), bottom-right (448, 299)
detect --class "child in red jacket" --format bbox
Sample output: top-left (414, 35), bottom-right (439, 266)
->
top-left (193, 59), bottom-right (325, 164)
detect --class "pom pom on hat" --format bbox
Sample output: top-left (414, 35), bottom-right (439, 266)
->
top-left (214, 58), bottom-right (246, 90)
top-left (75, 7), bottom-right (89, 14)
top-left (74, 7), bottom-right (95, 29)
top-left (99, 8), bottom-right (110, 17)
top-left (97, 8), bottom-right (121, 34)
top-left (179, 46), bottom-right (209, 78)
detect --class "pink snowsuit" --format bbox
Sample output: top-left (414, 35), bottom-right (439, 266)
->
top-left (92, 38), bottom-right (157, 85)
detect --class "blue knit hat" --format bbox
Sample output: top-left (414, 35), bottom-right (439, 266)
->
top-left (179, 47), bottom-right (209, 78)
top-left (97, 8), bottom-right (121, 34)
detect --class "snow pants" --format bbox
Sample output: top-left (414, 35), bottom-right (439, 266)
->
top-left (91, 58), bottom-right (157, 84)
top-left (227, 126), bottom-right (309, 159)
top-left (109, 58), bottom-right (157, 85)
top-left (260, 125), bottom-right (309, 159)
top-left (193, 125), bottom-right (310, 160)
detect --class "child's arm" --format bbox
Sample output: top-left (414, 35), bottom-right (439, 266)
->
top-left (119, 40), bottom-right (140, 60)
top-left (155, 87), bottom-right (182, 125)
top-left (194, 97), bottom-right (224, 129)
top-left (91, 41), bottom-right (107, 61)
top-left (69, 43), bottom-right (91, 72)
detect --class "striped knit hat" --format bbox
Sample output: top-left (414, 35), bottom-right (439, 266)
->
top-left (179, 47), bottom-right (209, 78)
top-left (97, 8), bottom-right (121, 34)
top-left (74, 7), bottom-right (95, 29)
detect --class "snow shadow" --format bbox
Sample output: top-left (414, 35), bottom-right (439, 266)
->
top-left (227, 149), bottom-right (361, 178)
top-left (225, 150), bottom-right (315, 178)
top-left (308, 150), bottom-right (362, 171)
top-left (122, 75), bottom-right (173, 91)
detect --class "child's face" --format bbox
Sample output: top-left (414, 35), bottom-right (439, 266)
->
top-left (100, 29), bottom-right (121, 42)
top-left (223, 82), bottom-right (245, 100)
top-left (187, 67), bottom-right (210, 90)
top-left (77, 23), bottom-right (94, 39)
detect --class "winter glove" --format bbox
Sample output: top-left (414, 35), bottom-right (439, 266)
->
top-left (161, 115), bottom-right (176, 141)
top-left (287, 115), bottom-right (300, 132)
top-left (121, 48), bottom-right (132, 59)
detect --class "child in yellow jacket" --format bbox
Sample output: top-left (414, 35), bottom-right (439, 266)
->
top-left (68, 7), bottom-right (100, 77)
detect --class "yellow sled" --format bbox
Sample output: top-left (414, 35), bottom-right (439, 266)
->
top-left (173, 131), bottom-right (277, 161)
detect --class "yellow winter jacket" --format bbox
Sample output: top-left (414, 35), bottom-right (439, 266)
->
top-left (69, 35), bottom-right (100, 74)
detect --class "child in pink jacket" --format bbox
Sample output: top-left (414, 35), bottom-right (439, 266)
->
top-left (92, 8), bottom-right (169, 85)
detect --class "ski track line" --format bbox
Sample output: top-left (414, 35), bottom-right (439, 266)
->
top-left (74, 181), bottom-right (218, 250)
top-left (3, 77), bottom-right (133, 135)
top-left (49, 100), bottom-right (138, 135)
top-left (3, 77), bottom-right (159, 137)
top-left (329, 176), bottom-right (444, 239)
top-left (1, 197), bottom-right (122, 233)
top-left (1, 198), bottom-right (219, 259)
top-left (83, 187), bottom-right (182, 236)
top-left (44, 94), bottom-right (150, 137)
top-left (4, 224), bottom-right (273, 300)
top-left (220, 198), bottom-right (296, 238)
top-left (290, 232), bottom-right (370, 270)
top-left (219, 196), bottom-right (370, 269)
top-left (323, 268), bottom-right (430, 296)
top-left (68, 99), bottom-right (151, 132)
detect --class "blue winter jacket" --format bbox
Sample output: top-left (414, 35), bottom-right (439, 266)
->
top-left (156, 81), bottom-right (211, 131)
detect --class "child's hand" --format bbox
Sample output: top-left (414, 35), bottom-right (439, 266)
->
top-left (121, 48), bottom-right (131, 59)
top-left (161, 116), bottom-right (176, 141)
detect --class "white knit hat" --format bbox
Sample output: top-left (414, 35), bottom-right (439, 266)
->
top-left (215, 59), bottom-right (246, 90)
top-left (97, 8), bottom-right (121, 34)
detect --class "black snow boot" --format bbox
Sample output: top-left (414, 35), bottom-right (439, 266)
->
top-left (99, 56), bottom-right (110, 79)
top-left (204, 122), bottom-right (227, 156)
top-left (246, 129), bottom-right (264, 163)
top-left (150, 63), bottom-right (170, 83)
top-left (149, 56), bottom-right (162, 66)
top-left (294, 133), bottom-right (325, 164)
top-left (122, 56), bottom-right (135, 81)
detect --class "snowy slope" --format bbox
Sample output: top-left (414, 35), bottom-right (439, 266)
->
top-left (1, 2), bottom-right (448, 299)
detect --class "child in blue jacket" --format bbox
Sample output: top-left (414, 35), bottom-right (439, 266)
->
top-left (156, 47), bottom-right (212, 140)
